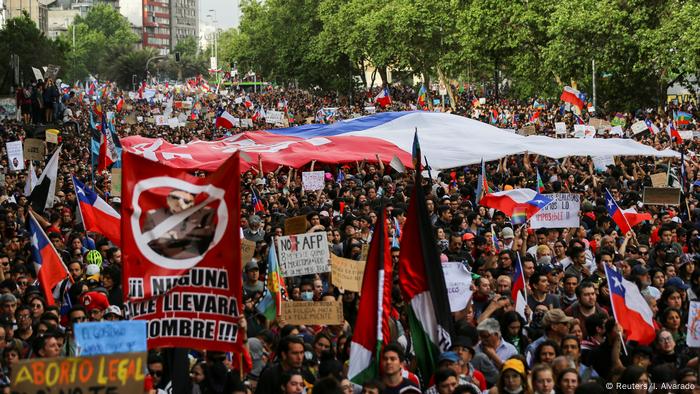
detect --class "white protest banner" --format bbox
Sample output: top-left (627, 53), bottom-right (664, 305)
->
top-left (234, 97), bottom-right (243, 104)
top-left (276, 232), bottom-right (331, 277)
top-left (302, 171), bottom-right (325, 191)
top-left (389, 155), bottom-right (406, 173)
top-left (231, 117), bottom-right (241, 128)
top-left (530, 193), bottom-right (580, 229)
top-left (610, 125), bottom-right (623, 136)
top-left (364, 106), bottom-right (376, 114)
top-left (265, 110), bottom-right (285, 125)
top-left (687, 301), bottom-right (700, 348)
top-left (583, 125), bottom-right (596, 138)
top-left (331, 255), bottom-right (366, 293)
top-left (592, 156), bottom-right (615, 172)
top-left (680, 130), bottom-right (693, 140)
top-left (573, 124), bottom-right (586, 138)
top-left (442, 262), bottom-right (473, 312)
top-left (154, 115), bottom-right (167, 126)
top-left (241, 118), bottom-right (253, 128)
top-left (631, 120), bottom-right (648, 135)
top-left (555, 122), bottom-right (567, 135)
top-left (6, 141), bottom-right (25, 171)
top-left (74, 320), bottom-right (147, 356)
top-left (479, 98), bottom-right (487, 105)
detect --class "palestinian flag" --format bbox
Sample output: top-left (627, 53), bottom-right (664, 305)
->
top-left (398, 132), bottom-right (454, 381)
top-left (348, 207), bottom-right (393, 385)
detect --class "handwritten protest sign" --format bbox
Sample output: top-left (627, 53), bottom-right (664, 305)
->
top-left (302, 171), bottom-right (325, 191)
top-left (11, 352), bottom-right (146, 394)
top-left (22, 138), bottom-right (45, 162)
top-left (45, 128), bottom-right (60, 144)
top-left (281, 301), bottom-right (344, 325)
top-left (687, 301), bottom-right (700, 348)
top-left (266, 110), bottom-right (285, 125)
top-left (589, 118), bottom-right (611, 130)
top-left (521, 125), bottom-right (536, 135)
top-left (530, 193), bottom-right (580, 229)
top-left (7, 141), bottom-right (25, 170)
top-left (241, 239), bottom-right (256, 269)
top-left (631, 120), bottom-right (648, 135)
top-left (442, 262), bottom-right (473, 312)
top-left (276, 232), bottom-right (330, 277)
top-left (554, 122), bottom-right (567, 135)
top-left (650, 173), bottom-right (668, 188)
top-left (284, 215), bottom-right (308, 235)
top-left (360, 243), bottom-right (369, 261)
top-left (592, 156), bottom-right (615, 172)
top-left (75, 321), bottom-right (147, 356)
top-left (154, 115), bottom-right (167, 126)
top-left (331, 255), bottom-right (365, 293)
top-left (643, 187), bottom-right (680, 206)
top-left (364, 106), bottom-right (376, 114)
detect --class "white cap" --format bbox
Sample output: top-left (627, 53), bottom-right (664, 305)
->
top-left (86, 264), bottom-right (100, 276)
top-left (105, 305), bottom-right (122, 317)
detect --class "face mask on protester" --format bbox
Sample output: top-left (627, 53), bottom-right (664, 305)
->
top-left (537, 256), bottom-right (551, 266)
top-left (301, 291), bottom-right (313, 301)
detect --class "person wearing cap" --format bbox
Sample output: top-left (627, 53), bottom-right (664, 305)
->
top-left (79, 291), bottom-right (110, 322)
top-left (243, 260), bottom-right (264, 299)
top-left (500, 227), bottom-right (515, 250)
top-left (244, 215), bottom-right (265, 242)
top-left (452, 336), bottom-right (486, 391)
top-left (525, 309), bottom-right (572, 367)
top-left (104, 305), bottom-right (123, 321)
top-left (564, 281), bottom-right (608, 338)
top-left (491, 358), bottom-right (527, 394)
top-left (473, 318), bottom-right (517, 386)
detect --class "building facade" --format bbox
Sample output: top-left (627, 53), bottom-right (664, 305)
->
top-left (169, 0), bottom-right (196, 50)
top-left (5, 0), bottom-right (49, 34)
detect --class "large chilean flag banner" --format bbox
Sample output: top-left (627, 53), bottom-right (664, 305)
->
top-left (121, 149), bottom-right (243, 352)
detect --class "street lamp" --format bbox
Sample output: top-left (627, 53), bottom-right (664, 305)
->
top-left (145, 55), bottom-right (167, 80)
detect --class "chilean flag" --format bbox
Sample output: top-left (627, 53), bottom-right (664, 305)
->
top-left (604, 189), bottom-right (651, 234)
top-left (529, 110), bottom-right (540, 124)
top-left (29, 211), bottom-right (69, 305)
top-left (667, 121), bottom-right (683, 144)
top-left (560, 86), bottom-right (585, 113)
top-left (215, 110), bottom-right (237, 129)
top-left (116, 97), bottom-right (124, 112)
top-left (251, 186), bottom-right (265, 213)
top-left (72, 176), bottom-right (121, 246)
top-left (645, 119), bottom-right (660, 134)
top-left (604, 264), bottom-right (656, 345)
top-left (374, 87), bottom-right (392, 108)
top-left (479, 189), bottom-right (552, 219)
top-left (512, 253), bottom-right (527, 320)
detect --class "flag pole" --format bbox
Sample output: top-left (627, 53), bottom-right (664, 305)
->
top-left (603, 265), bottom-right (628, 356)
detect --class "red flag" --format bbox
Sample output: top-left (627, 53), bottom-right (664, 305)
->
top-left (29, 212), bottom-right (69, 305)
top-left (121, 150), bottom-right (243, 352)
top-left (116, 97), bottom-right (124, 112)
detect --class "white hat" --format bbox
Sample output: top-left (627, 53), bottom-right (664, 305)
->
top-left (105, 305), bottom-right (122, 317)
top-left (86, 264), bottom-right (100, 276)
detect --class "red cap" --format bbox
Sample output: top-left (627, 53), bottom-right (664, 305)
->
top-left (79, 291), bottom-right (110, 312)
top-left (462, 233), bottom-right (475, 241)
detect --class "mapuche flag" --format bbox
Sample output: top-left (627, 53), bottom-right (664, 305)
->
top-left (398, 132), bottom-right (454, 381)
top-left (348, 207), bottom-right (393, 385)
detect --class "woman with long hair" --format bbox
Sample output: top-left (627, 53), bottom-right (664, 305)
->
top-left (555, 368), bottom-right (579, 394)
top-left (531, 364), bottom-right (555, 394)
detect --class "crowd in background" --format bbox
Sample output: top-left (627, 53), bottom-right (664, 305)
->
top-left (0, 79), bottom-right (698, 394)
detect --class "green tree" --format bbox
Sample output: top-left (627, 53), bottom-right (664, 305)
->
top-left (0, 13), bottom-right (67, 90)
top-left (59, 4), bottom-right (139, 82)
top-left (108, 47), bottom-right (159, 88)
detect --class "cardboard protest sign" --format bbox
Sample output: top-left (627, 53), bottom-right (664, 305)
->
top-left (442, 262), bottom-right (473, 312)
top-left (11, 352), bottom-right (146, 394)
top-left (110, 168), bottom-right (122, 197)
top-left (360, 243), bottom-right (369, 261)
top-left (284, 215), bottom-right (308, 235)
top-left (74, 321), bottom-right (147, 356)
top-left (687, 301), bottom-right (700, 348)
top-left (643, 187), bottom-right (680, 206)
top-left (631, 120), bottom-right (648, 135)
top-left (521, 125), bottom-right (536, 135)
top-left (45, 128), bottom-right (60, 144)
top-left (530, 193), bottom-right (580, 229)
top-left (554, 122), bottom-right (567, 135)
top-left (126, 112), bottom-right (138, 125)
top-left (302, 171), bottom-right (325, 191)
top-left (6, 141), bottom-right (25, 170)
top-left (331, 255), bottom-right (366, 293)
top-left (241, 239), bottom-right (256, 268)
top-left (589, 118), bottom-right (611, 130)
top-left (44, 64), bottom-right (60, 80)
top-left (266, 110), bottom-right (285, 125)
top-left (276, 232), bottom-right (330, 277)
top-left (650, 173), bottom-right (668, 188)
top-left (22, 138), bottom-right (45, 161)
top-left (281, 301), bottom-right (344, 325)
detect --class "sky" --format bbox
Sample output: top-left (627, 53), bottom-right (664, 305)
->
top-left (201, 0), bottom-right (241, 30)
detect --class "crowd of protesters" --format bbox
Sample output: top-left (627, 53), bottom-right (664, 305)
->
top-left (0, 78), bottom-right (698, 394)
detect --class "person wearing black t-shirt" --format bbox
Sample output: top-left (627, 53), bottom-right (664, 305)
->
top-left (380, 343), bottom-right (421, 394)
